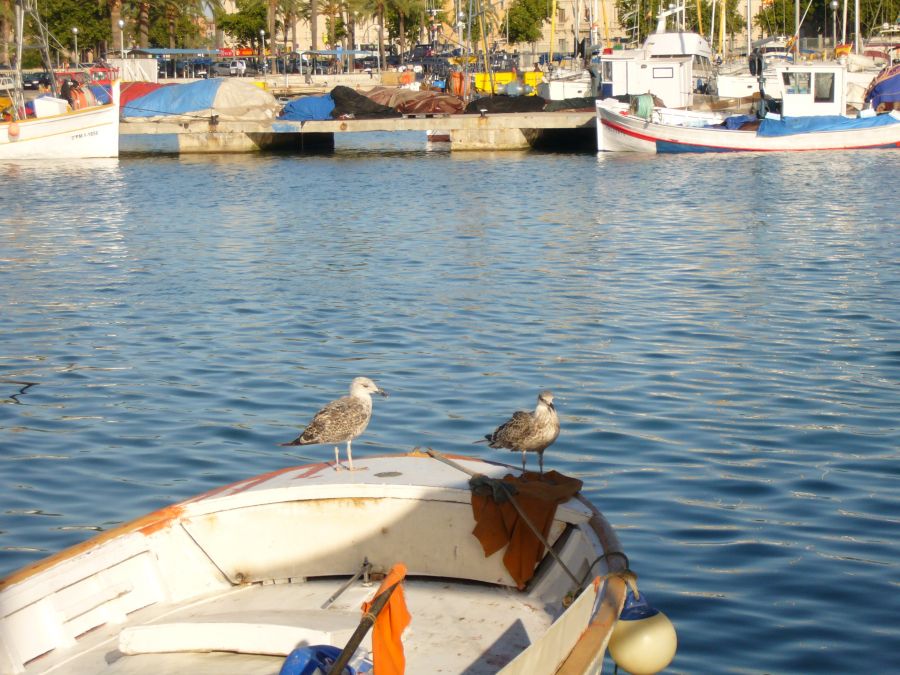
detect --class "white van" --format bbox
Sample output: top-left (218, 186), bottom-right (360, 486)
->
top-left (229, 59), bottom-right (247, 76)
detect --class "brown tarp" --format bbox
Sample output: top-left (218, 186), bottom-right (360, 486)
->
top-left (363, 86), bottom-right (466, 115)
top-left (471, 470), bottom-right (583, 589)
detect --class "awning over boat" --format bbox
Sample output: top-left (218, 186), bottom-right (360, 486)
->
top-left (757, 111), bottom-right (900, 137)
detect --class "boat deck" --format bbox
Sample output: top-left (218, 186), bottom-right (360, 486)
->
top-left (28, 577), bottom-right (557, 674)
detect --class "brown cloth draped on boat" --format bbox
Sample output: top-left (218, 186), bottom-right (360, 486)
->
top-left (470, 471), bottom-right (583, 589)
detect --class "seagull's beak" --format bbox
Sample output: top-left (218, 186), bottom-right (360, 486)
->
top-left (377, 388), bottom-right (389, 398)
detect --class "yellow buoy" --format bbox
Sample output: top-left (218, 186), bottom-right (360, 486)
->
top-left (609, 589), bottom-right (677, 674)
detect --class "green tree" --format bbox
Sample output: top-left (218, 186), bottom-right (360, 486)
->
top-left (217, 0), bottom-right (267, 46)
top-left (506, 0), bottom-right (548, 45)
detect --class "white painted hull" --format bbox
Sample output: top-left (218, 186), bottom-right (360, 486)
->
top-left (597, 103), bottom-right (900, 153)
top-left (0, 453), bottom-right (629, 675)
top-left (0, 82), bottom-right (119, 159)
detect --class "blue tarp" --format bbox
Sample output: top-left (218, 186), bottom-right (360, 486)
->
top-left (721, 114), bottom-right (757, 130)
top-left (865, 65), bottom-right (900, 110)
top-left (279, 95), bottom-right (335, 121)
top-left (123, 79), bottom-right (222, 117)
top-left (88, 84), bottom-right (112, 104)
top-left (757, 113), bottom-right (900, 137)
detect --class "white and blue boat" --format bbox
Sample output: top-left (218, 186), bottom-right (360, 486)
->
top-left (597, 62), bottom-right (900, 153)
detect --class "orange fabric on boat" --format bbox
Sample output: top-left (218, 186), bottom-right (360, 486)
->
top-left (471, 470), bottom-right (583, 589)
top-left (362, 562), bottom-right (411, 675)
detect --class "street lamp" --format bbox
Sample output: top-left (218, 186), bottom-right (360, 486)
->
top-left (72, 27), bottom-right (78, 66)
top-left (118, 19), bottom-right (125, 58)
top-left (830, 0), bottom-right (839, 49)
top-left (260, 29), bottom-right (267, 75)
top-left (375, 25), bottom-right (382, 72)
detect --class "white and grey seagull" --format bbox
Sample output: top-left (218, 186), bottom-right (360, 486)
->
top-left (281, 377), bottom-right (388, 471)
top-left (484, 391), bottom-right (560, 476)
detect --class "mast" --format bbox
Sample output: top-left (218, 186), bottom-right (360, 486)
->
top-left (746, 0), bottom-right (751, 55)
top-left (853, 0), bottom-right (860, 54)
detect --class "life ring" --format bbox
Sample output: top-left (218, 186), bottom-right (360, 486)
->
top-left (8, 120), bottom-right (20, 139)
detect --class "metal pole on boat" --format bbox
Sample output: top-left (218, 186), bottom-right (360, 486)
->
top-left (72, 26), bottom-right (78, 66)
top-left (841, 0), bottom-right (848, 44)
top-left (321, 558), bottom-right (373, 609)
top-left (746, 0), bottom-right (751, 55)
top-left (853, 0), bottom-right (860, 54)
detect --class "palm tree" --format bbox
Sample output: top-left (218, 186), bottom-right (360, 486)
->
top-left (1, 0), bottom-right (13, 66)
top-left (279, 0), bottom-right (300, 51)
top-left (102, 0), bottom-right (124, 56)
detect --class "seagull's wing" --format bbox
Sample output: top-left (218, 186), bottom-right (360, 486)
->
top-left (486, 411), bottom-right (533, 448)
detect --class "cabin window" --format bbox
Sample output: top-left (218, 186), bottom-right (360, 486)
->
top-left (653, 67), bottom-right (674, 79)
top-left (781, 72), bottom-right (810, 95)
top-left (814, 72), bottom-right (835, 102)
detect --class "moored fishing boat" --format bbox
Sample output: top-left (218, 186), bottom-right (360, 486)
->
top-left (1, 0), bottom-right (119, 160)
top-left (1, 82), bottom-right (120, 160)
top-left (0, 451), bottom-right (677, 675)
top-left (597, 62), bottom-right (900, 153)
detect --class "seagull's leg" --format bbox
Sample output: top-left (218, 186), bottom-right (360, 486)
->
top-left (347, 439), bottom-right (354, 472)
top-left (522, 449), bottom-right (526, 474)
top-left (539, 451), bottom-right (544, 477)
top-left (334, 446), bottom-right (342, 471)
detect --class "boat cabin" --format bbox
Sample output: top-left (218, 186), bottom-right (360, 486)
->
top-left (595, 3), bottom-right (715, 107)
top-left (599, 53), bottom-right (696, 108)
top-left (774, 63), bottom-right (847, 117)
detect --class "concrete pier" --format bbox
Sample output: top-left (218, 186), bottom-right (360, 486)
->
top-left (120, 110), bottom-right (597, 154)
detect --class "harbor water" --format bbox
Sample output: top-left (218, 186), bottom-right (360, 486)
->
top-left (1, 138), bottom-right (898, 673)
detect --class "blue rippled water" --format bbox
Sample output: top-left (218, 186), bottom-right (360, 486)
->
top-left (1, 140), bottom-right (898, 673)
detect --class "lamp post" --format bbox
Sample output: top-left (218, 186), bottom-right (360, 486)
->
top-left (260, 29), bottom-right (266, 75)
top-left (830, 0), bottom-right (839, 49)
top-left (118, 19), bottom-right (125, 58)
top-left (72, 27), bottom-right (78, 66)
top-left (375, 25), bottom-right (382, 72)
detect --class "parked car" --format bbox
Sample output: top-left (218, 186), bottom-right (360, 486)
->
top-left (210, 61), bottom-right (232, 77)
top-left (22, 71), bottom-right (51, 89)
top-left (229, 59), bottom-right (247, 76)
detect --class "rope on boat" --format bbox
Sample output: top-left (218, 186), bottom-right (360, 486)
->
top-left (630, 93), bottom-right (654, 120)
top-left (424, 448), bottom-right (582, 590)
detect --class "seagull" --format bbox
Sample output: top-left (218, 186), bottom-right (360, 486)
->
top-left (484, 391), bottom-right (559, 475)
top-left (281, 377), bottom-right (388, 471)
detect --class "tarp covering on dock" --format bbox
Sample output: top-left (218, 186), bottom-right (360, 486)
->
top-left (279, 94), bottom-right (335, 121)
top-left (364, 87), bottom-right (465, 115)
top-left (329, 86), bottom-right (401, 119)
top-left (463, 95), bottom-right (546, 114)
top-left (122, 79), bottom-right (278, 121)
